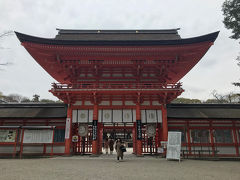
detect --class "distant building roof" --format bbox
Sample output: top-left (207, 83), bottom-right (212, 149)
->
top-left (0, 103), bottom-right (67, 119)
top-left (167, 104), bottom-right (240, 119)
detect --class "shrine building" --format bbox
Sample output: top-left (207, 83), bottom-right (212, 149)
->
top-left (1, 29), bottom-right (239, 158)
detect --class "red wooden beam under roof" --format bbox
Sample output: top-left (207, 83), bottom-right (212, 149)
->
top-left (15, 30), bottom-right (219, 84)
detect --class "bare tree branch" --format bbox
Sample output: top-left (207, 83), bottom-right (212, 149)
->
top-left (0, 31), bottom-right (14, 68)
top-left (0, 31), bottom-right (14, 39)
top-left (0, 62), bottom-right (12, 66)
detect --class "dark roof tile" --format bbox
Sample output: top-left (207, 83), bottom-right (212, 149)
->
top-left (167, 104), bottom-right (240, 119)
top-left (0, 103), bottom-right (67, 119)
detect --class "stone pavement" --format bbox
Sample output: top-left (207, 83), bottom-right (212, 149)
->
top-left (0, 153), bottom-right (240, 180)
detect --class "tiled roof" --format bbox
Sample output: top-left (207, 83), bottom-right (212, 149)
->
top-left (0, 103), bottom-right (67, 119)
top-left (0, 103), bottom-right (239, 119)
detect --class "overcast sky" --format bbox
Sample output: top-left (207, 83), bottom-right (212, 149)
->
top-left (0, 0), bottom-right (239, 101)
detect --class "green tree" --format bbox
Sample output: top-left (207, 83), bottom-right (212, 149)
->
top-left (40, 99), bottom-right (56, 103)
top-left (32, 94), bottom-right (40, 102)
top-left (204, 99), bottom-right (221, 104)
top-left (222, 0), bottom-right (240, 86)
top-left (21, 97), bottom-right (31, 102)
top-left (222, 0), bottom-right (240, 40)
top-left (171, 98), bottom-right (202, 104)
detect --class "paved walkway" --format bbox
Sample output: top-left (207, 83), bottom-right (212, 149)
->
top-left (0, 154), bottom-right (240, 180)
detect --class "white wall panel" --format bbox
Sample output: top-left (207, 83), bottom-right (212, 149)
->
top-left (132, 109), bottom-right (136, 122)
top-left (89, 110), bottom-right (93, 123)
top-left (23, 130), bottom-right (53, 143)
top-left (78, 110), bottom-right (88, 123)
top-left (141, 110), bottom-right (146, 123)
top-left (74, 101), bottom-right (82, 105)
top-left (46, 146), bottom-right (65, 153)
top-left (85, 101), bottom-right (93, 105)
top-left (217, 147), bottom-right (236, 154)
top-left (123, 110), bottom-right (133, 122)
top-left (99, 101), bottom-right (110, 105)
top-left (157, 110), bottom-right (162, 123)
top-left (113, 110), bottom-right (122, 122)
top-left (72, 110), bottom-right (78, 123)
top-left (98, 110), bottom-right (102, 122)
top-left (112, 101), bottom-right (122, 105)
top-left (141, 101), bottom-right (150, 105)
top-left (125, 101), bottom-right (135, 105)
top-left (23, 146), bottom-right (43, 153)
top-left (152, 101), bottom-right (161, 105)
top-left (98, 109), bottom-right (136, 123)
top-left (141, 110), bottom-right (162, 123)
top-left (103, 110), bottom-right (112, 122)
top-left (146, 110), bottom-right (157, 123)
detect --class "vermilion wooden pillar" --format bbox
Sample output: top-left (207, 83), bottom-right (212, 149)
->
top-left (64, 104), bottom-right (72, 155)
top-left (209, 121), bottom-right (215, 157)
top-left (232, 121), bottom-right (239, 156)
top-left (186, 121), bottom-right (192, 154)
top-left (92, 104), bottom-right (99, 155)
top-left (136, 104), bottom-right (142, 156)
top-left (132, 124), bottom-right (136, 154)
top-left (98, 122), bottom-right (103, 154)
top-left (157, 123), bottom-right (161, 147)
top-left (161, 104), bottom-right (168, 141)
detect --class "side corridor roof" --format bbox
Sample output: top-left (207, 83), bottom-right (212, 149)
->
top-left (0, 103), bottom-right (239, 119)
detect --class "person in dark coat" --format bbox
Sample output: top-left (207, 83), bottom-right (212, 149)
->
top-left (115, 139), bottom-right (124, 161)
top-left (109, 138), bottom-right (114, 155)
top-left (104, 137), bottom-right (109, 154)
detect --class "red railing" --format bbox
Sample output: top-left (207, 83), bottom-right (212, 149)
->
top-left (51, 82), bottom-right (182, 90)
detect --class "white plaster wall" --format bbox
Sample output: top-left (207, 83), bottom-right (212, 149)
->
top-left (99, 101), bottom-right (110, 105)
top-left (217, 147), bottom-right (236, 154)
top-left (157, 110), bottom-right (162, 123)
top-left (113, 110), bottom-right (122, 122)
top-left (98, 110), bottom-right (102, 122)
top-left (133, 109), bottom-right (136, 122)
top-left (73, 110), bottom-right (93, 123)
top-left (98, 109), bottom-right (136, 122)
top-left (46, 146), bottom-right (65, 153)
top-left (74, 101), bottom-right (82, 105)
top-left (89, 110), bottom-right (93, 123)
top-left (23, 146), bottom-right (43, 153)
top-left (125, 101), bottom-right (135, 105)
top-left (112, 101), bottom-right (122, 105)
top-left (85, 101), bottom-right (93, 105)
top-left (141, 110), bottom-right (162, 123)
top-left (141, 101), bottom-right (150, 105)
top-left (72, 110), bottom-right (78, 123)
top-left (152, 101), bottom-right (161, 105)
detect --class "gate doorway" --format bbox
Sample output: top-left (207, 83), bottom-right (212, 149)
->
top-left (141, 124), bottom-right (161, 154)
top-left (72, 123), bottom-right (93, 154)
top-left (101, 123), bottom-right (134, 155)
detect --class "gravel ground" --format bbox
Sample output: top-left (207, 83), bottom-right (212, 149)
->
top-left (0, 154), bottom-right (239, 180)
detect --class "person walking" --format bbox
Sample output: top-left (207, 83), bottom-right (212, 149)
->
top-left (109, 138), bottom-right (114, 155)
top-left (104, 137), bottom-right (109, 154)
top-left (115, 138), bottom-right (124, 162)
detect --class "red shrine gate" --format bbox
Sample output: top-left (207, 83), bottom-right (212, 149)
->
top-left (50, 83), bottom-right (182, 155)
top-left (70, 108), bottom-right (163, 154)
top-left (16, 29), bottom-right (219, 155)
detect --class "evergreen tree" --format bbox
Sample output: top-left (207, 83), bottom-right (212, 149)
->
top-left (222, 0), bottom-right (240, 86)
